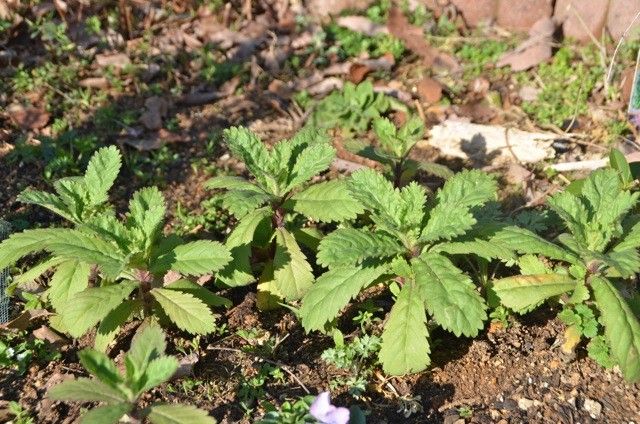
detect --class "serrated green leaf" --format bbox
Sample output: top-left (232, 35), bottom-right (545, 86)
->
top-left (614, 219), bottom-right (640, 251)
top-left (492, 273), bottom-right (576, 313)
top-left (604, 249), bottom-right (640, 278)
top-left (224, 127), bottom-right (275, 191)
top-left (413, 253), bottom-right (487, 337)
top-left (435, 169), bottom-right (496, 208)
top-left (284, 142), bottom-right (335, 191)
top-left (610, 148), bottom-right (633, 185)
top-left (84, 146), bottom-right (122, 206)
top-left (95, 300), bottom-right (140, 352)
top-left (48, 378), bottom-right (126, 404)
top-left (220, 189), bottom-right (272, 218)
top-left (420, 206), bottom-right (475, 243)
top-left (152, 240), bottom-right (231, 276)
top-left (45, 229), bottom-right (126, 279)
top-left (217, 208), bottom-right (271, 287)
top-left (288, 180), bottom-right (364, 222)
top-left (272, 228), bottom-right (314, 300)
top-left (60, 281), bottom-right (138, 338)
top-left (397, 182), bottom-right (426, 229)
top-left (348, 168), bottom-right (403, 229)
top-left (127, 187), bottom-right (166, 249)
top-left (137, 356), bottom-right (179, 394)
top-left (48, 260), bottom-right (91, 311)
top-left (431, 239), bottom-right (515, 261)
top-left (378, 280), bottom-right (430, 375)
top-left (316, 228), bottom-right (403, 268)
top-left (0, 229), bottom-right (61, 269)
top-left (78, 349), bottom-right (122, 388)
top-left (17, 189), bottom-right (72, 221)
top-left (490, 226), bottom-right (579, 264)
top-left (13, 256), bottom-right (65, 286)
top-left (300, 264), bottom-right (387, 331)
top-left (150, 288), bottom-right (215, 334)
top-left (204, 176), bottom-right (264, 192)
top-left (126, 321), bottom-right (167, 379)
top-left (165, 280), bottom-right (231, 308)
top-left (148, 404), bottom-right (216, 424)
top-left (417, 160), bottom-right (454, 179)
top-left (591, 276), bottom-right (640, 382)
top-left (80, 403), bottom-right (132, 424)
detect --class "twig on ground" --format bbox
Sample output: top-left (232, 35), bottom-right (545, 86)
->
top-left (207, 346), bottom-right (311, 394)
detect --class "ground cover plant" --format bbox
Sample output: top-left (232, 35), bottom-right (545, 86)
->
top-left (3, 1), bottom-right (640, 423)
top-left (491, 164), bottom-right (640, 382)
top-left (207, 126), bottom-right (363, 306)
top-left (0, 147), bottom-right (232, 350)
top-left (300, 168), bottom-right (499, 374)
top-left (48, 321), bottom-right (215, 423)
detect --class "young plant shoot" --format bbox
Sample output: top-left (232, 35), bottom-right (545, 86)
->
top-left (0, 147), bottom-right (232, 350)
top-left (310, 81), bottom-right (390, 134)
top-left (48, 321), bottom-right (215, 424)
top-left (366, 116), bottom-right (453, 186)
top-left (491, 167), bottom-right (640, 382)
top-left (300, 168), bottom-right (497, 375)
top-left (206, 126), bottom-right (363, 307)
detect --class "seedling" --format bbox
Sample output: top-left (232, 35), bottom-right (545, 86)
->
top-left (300, 168), bottom-right (498, 374)
top-left (48, 322), bottom-right (215, 423)
top-left (356, 116), bottom-right (453, 186)
top-left (0, 147), bottom-right (232, 349)
top-left (311, 81), bottom-right (390, 135)
top-left (206, 127), bottom-right (363, 306)
top-left (491, 167), bottom-right (640, 381)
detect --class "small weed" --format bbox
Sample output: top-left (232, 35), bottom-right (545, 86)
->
top-left (238, 363), bottom-right (286, 414)
top-left (521, 46), bottom-right (603, 126)
top-left (8, 402), bottom-right (34, 424)
top-left (258, 395), bottom-right (316, 423)
top-left (0, 332), bottom-right (61, 375)
top-left (456, 40), bottom-right (509, 78)
top-left (325, 24), bottom-right (405, 61)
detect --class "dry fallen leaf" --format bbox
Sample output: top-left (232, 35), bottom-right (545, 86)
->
top-left (32, 325), bottom-right (66, 345)
top-left (416, 77), bottom-right (443, 104)
top-left (1, 309), bottom-right (50, 331)
top-left (140, 96), bottom-right (169, 130)
top-left (387, 7), bottom-right (459, 71)
top-left (95, 52), bottom-right (131, 69)
top-left (336, 15), bottom-right (389, 36)
top-left (79, 77), bottom-right (109, 89)
top-left (349, 63), bottom-right (371, 83)
top-left (497, 17), bottom-right (555, 71)
top-left (7, 104), bottom-right (50, 130)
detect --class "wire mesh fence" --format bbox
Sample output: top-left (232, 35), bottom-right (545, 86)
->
top-left (0, 220), bottom-right (10, 323)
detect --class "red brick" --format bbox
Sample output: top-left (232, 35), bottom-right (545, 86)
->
top-left (496, 0), bottom-right (553, 32)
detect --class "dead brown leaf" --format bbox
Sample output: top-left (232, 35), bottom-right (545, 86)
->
top-left (1, 309), bottom-right (49, 331)
top-left (337, 15), bottom-right (389, 36)
top-left (139, 96), bottom-right (169, 130)
top-left (95, 52), bottom-right (131, 69)
top-left (416, 77), bottom-right (443, 104)
top-left (349, 63), bottom-right (371, 83)
top-left (32, 325), bottom-right (66, 345)
top-left (387, 7), bottom-right (459, 71)
top-left (497, 17), bottom-right (555, 71)
top-left (7, 104), bottom-right (50, 130)
top-left (79, 77), bottom-right (109, 89)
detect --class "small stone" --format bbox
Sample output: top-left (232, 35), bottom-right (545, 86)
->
top-left (554, 0), bottom-right (608, 42)
top-left (607, 0), bottom-right (640, 41)
top-left (583, 398), bottom-right (602, 419)
top-left (452, 0), bottom-right (498, 27)
top-left (496, 0), bottom-right (553, 31)
top-left (518, 398), bottom-right (535, 410)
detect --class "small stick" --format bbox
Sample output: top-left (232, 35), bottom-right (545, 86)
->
top-left (207, 346), bottom-right (310, 394)
top-left (605, 10), bottom-right (640, 93)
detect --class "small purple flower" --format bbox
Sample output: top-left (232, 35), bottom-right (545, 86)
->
top-left (309, 392), bottom-right (350, 424)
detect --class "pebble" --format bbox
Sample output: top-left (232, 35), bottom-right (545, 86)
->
top-left (518, 398), bottom-right (535, 410)
top-left (583, 398), bottom-right (602, 419)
